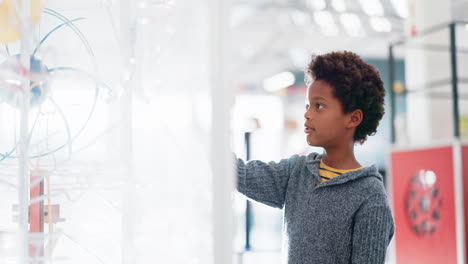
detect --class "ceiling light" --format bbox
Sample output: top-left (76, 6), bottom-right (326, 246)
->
top-left (331, 0), bottom-right (346, 12)
top-left (358, 0), bottom-right (384, 17)
top-left (339, 13), bottom-right (364, 37)
top-left (263, 72), bottom-right (295, 92)
top-left (314, 11), bottom-right (339, 36)
top-left (308, 0), bottom-right (326, 10)
top-left (370, 17), bottom-right (392, 32)
top-left (390, 0), bottom-right (408, 18)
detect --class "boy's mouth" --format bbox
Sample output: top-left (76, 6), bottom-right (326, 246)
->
top-left (304, 124), bottom-right (316, 134)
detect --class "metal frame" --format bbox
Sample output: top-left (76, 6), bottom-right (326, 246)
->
top-left (388, 20), bottom-right (468, 144)
top-left (244, 132), bottom-right (252, 251)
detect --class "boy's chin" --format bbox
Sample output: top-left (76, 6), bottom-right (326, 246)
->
top-left (306, 139), bottom-right (321, 147)
top-left (306, 134), bottom-right (327, 148)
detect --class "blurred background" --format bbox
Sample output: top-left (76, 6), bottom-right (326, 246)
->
top-left (232, 0), bottom-right (468, 263)
top-left (0, 0), bottom-right (467, 264)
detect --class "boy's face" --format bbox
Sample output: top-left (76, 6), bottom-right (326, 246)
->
top-left (304, 80), bottom-right (352, 148)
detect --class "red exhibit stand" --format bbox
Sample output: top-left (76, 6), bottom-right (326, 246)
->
top-left (390, 142), bottom-right (468, 263)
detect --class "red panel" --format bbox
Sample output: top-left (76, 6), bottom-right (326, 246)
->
top-left (462, 145), bottom-right (468, 261)
top-left (29, 173), bottom-right (43, 233)
top-left (29, 171), bottom-right (44, 258)
top-left (392, 146), bottom-right (457, 264)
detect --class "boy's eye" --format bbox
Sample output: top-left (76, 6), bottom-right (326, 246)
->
top-left (305, 104), bottom-right (309, 110)
top-left (316, 103), bottom-right (324, 110)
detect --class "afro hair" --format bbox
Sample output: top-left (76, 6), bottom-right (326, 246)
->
top-left (305, 51), bottom-right (386, 144)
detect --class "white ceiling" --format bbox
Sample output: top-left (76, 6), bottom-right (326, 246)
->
top-left (41, 0), bottom-right (408, 85)
top-left (230, 0), bottom-right (406, 84)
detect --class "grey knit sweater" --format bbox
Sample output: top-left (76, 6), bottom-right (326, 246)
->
top-left (236, 152), bottom-right (394, 264)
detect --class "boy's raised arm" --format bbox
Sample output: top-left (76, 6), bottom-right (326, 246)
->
top-left (235, 154), bottom-right (301, 209)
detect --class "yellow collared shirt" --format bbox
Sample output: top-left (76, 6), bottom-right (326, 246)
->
top-left (319, 160), bottom-right (364, 182)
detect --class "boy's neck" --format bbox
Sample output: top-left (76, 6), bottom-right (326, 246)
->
top-left (321, 143), bottom-right (361, 170)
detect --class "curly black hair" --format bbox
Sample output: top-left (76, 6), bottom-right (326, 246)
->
top-left (305, 51), bottom-right (385, 144)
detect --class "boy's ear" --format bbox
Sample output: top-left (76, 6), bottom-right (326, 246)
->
top-left (347, 109), bottom-right (363, 128)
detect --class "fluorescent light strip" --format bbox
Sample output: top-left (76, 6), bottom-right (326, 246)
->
top-left (263, 72), bottom-right (295, 92)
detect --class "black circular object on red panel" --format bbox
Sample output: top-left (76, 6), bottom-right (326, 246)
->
top-left (405, 170), bottom-right (442, 236)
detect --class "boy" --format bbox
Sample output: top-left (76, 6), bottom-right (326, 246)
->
top-left (236, 51), bottom-right (394, 264)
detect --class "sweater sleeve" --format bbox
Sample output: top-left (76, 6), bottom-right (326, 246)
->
top-left (236, 154), bottom-right (301, 209)
top-left (351, 194), bottom-right (395, 264)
